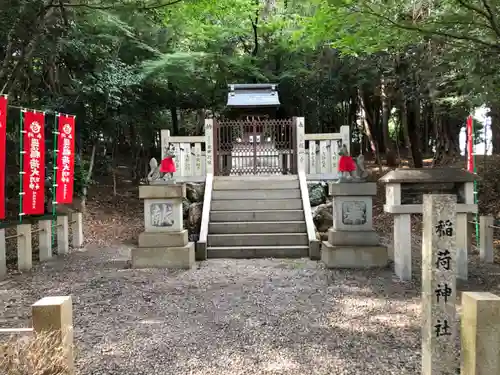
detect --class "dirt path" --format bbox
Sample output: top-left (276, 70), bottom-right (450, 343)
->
top-left (1, 243), bottom-right (426, 375)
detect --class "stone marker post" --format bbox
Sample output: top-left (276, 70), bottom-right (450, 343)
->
top-left (132, 183), bottom-right (195, 269)
top-left (461, 291), bottom-right (500, 375)
top-left (422, 194), bottom-right (457, 375)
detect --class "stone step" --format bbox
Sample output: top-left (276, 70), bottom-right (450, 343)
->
top-left (209, 221), bottom-right (306, 234)
top-left (210, 210), bottom-right (305, 222)
top-left (213, 179), bottom-right (299, 191)
top-left (208, 233), bottom-right (308, 247)
top-left (212, 189), bottom-right (301, 200)
top-left (207, 246), bottom-right (309, 258)
top-left (211, 199), bottom-right (302, 211)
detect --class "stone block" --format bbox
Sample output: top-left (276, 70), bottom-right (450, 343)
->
top-left (321, 241), bottom-right (388, 268)
top-left (309, 239), bottom-right (321, 260)
top-left (328, 228), bottom-right (379, 246)
top-left (144, 198), bottom-right (183, 232)
top-left (139, 184), bottom-right (186, 199)
top-left (461, 291), bottom-right (500, 375)
top-left (132, 242), bottom-right (195, 269)
top-left (138, 230), bottom-right (188, 247)
top-left (328, 182), bottom-right (377, 196)
top-left (32, 296), bottom-right (74, 374)
top-left (332, 196), bottom-right (373, 231)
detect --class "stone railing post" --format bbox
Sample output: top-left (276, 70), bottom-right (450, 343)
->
top-left (70, 212), bottom-right (84, 248)
top-left (204, 119), bottom-right (214, 175)
top-left (295, 117), bottom-right (305, 173)
top-left (461, 292), bottom-right (500, 375)
top-left (31, 296), bottom-right (74, 374)
top-left (17, 223), bottom-right (32, 271)
top-left (57, 215), bottom-right (69, 255)
top-left (38, 219), bottom-right (52, 261)
top-left (479, 215), bottom-right (494, 263)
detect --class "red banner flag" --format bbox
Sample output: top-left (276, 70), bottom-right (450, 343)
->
top-left (0, 96), bottom-right (7, 220)
top-left (22, 110), bottom-right (45, 215)
top-left (56, 114), bottom-right (75, 204)
top-left (467, 115), bottom-right (474, 172)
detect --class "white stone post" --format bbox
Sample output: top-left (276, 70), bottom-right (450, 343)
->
top-left (340, 125), bottom-right (350, 155)
top-left (422, 194), bottom-right (457, 375)
top-left (57, 215), bottom-right (69, 255)
top-left (204, 119), bottom-right (214, 175)
top-left (386, 183), bottom-right (412, 281)
top-left (295, 117), bottom-right (305, 173)
top-left (479, 215), bottom-right (494, 263)
top-left (70, 212), bottom-right (84, 248)
top-left (17, 223), bottom-right (32, 272)
top-left (456, 181), bottom-right (475, 280)
top-left (461, 292), bottom-right (500, 375)
top-left (133, 184), bottom-right (194, 269)
top-left (160, 129), bottom-right (170, 159)
top-left (38, 219), bottom-right (52, 261)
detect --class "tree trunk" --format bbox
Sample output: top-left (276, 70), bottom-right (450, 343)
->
top-left (407, 97), bottom-right (424, 168)
top-left (489, 103), bottom-right (500, 154)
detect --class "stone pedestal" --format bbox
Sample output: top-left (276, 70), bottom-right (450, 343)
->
top-left (321, 182), bottom-right (388, 268)
top-left (132, 183), bottom-right (195, 269)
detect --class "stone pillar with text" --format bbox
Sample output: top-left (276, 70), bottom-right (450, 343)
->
top-left (132, 184), bottom-right (195, 269)
top-left (321, 182), bottom-right (388, 268)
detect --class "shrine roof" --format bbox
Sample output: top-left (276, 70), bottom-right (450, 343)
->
top-left (226, 83), bottom-right (280, 107)
top-left (379, 168), bottom-right (479, 183)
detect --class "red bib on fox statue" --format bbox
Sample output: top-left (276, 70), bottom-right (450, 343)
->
top-left (160, 156), bottom-right (176, 173)
top-left (338, 144), bottom-right (356, 173)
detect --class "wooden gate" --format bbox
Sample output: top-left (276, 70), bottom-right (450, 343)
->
top-left (213, 118), bottom-right (296, 176)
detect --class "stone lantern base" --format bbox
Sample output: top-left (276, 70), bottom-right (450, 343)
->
top-left (321, 182), bottom-right (388, 268)
top-left (132, 184), bottom-right (195, 269)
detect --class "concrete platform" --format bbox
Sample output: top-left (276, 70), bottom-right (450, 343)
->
top-left (321, 241), bottom-right (388, 268)
top-left (132, 242), bottom-right (195, 269)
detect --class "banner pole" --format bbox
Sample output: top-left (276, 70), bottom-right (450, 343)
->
top-left (52, 113), bottom-right (59, 249)
top-left (473, 117), bottom-right (479, 246)
top-left (18, 109), bottom-right (24, 224)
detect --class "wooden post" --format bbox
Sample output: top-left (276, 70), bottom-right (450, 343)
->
top-left (461, 292), bottom-right (500, 375)
top-left (479, 215), bottom-right (494, 263)
top-left (422, 194), bottom-right (457, 375)
top-left (31, 296), bottom-right (74, 374)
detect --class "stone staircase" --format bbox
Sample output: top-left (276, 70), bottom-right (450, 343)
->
top-left (207, 175), bottom-right (309, 258)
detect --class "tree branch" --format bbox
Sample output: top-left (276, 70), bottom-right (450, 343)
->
top-left (362, 5), bottom-right (500, 51)
top-left (59, 0), bottom-right (183, 10)
top-left (480, 0), bottom-right (500, 38)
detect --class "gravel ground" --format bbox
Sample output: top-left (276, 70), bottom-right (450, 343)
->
top-left (1, 243), bottom-right (426, 375)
